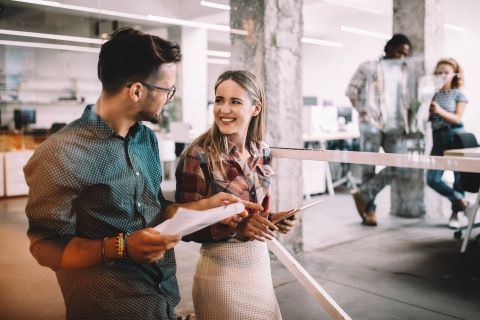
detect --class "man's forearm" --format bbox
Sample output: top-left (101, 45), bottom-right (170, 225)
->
top-left (60, 236), bottom-right (117, 268)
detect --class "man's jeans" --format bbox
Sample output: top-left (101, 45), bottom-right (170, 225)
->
top-left (358, 123), bottom-right (408, 206)
top-left (426, 126), bottom-right (465, 212)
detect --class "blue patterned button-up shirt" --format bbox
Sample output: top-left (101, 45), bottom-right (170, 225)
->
top-left (24, 105), bottom-right (179, 320)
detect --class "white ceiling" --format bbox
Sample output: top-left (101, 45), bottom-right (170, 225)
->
top-left (1, 0), bottom-right (477, 51)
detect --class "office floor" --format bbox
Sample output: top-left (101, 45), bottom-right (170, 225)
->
top-left (1, 186), bottom-right (479, 320)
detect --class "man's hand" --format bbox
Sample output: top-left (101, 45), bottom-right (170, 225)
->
top-left (238, 215), bottom-right (278, 241)
top-left (126, 228), bottom-right (181, 264)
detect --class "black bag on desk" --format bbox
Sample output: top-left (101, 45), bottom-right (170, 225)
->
top-left (452, 131), bottom-right (479, 149)
top-left (452, 131), bottom-right (480, 192)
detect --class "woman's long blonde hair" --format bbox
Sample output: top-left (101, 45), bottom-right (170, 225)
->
top-left (183, 70), bottom-right (266, 177)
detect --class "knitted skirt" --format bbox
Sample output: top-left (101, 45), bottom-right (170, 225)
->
top-left (192, 240), bottom-right (282, 320)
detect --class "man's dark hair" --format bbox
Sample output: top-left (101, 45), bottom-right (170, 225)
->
top-left (98, 28), bottom-right (182, 94)
top-left (384, 33), bottom-right (412, 53)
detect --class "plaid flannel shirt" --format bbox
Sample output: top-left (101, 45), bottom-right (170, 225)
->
top-left (346, 57), bottom-right (413, 133)
top-left (175, 140), bottom-right (273, 242)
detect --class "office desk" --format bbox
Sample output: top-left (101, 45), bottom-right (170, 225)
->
top-left (443, 147), bottom-right (480, 158)
top-left (303, 130), bottom-right (360, 196)
top-left (444, 147), bottom-right (480, 252)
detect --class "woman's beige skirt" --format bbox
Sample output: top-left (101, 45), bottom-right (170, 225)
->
top-left (192, 240), bottom-right (282, 320)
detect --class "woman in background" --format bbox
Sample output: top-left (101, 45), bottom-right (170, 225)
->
top-left (427, 58), bottom-right (469, 229)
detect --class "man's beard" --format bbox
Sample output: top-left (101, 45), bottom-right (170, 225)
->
top-left (138, 110), bottom-right (160, 124)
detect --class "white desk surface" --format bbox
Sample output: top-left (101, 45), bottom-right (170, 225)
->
top-left (444, 147), bottom-right (480, 159)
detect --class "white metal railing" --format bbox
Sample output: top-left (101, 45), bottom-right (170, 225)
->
top-left (268, 147), bottom-right (480, 320)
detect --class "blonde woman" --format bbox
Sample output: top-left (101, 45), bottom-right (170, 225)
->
top-left (427, 58), bottom-right (469, 228)
top-left (175, 70), bottom-right (295, 319)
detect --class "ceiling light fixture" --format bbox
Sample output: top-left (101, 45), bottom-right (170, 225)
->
top-left (12, 0), bottom-right (246, 35)
top-left (0, 28), bottom-right (104, 44)
top-left (206, 49), bottom-right (231, 58)
top-left (444, 23), bottom-right (467, 32)
top-left (200, 1), bottom-right (230, 11)
top-left (301, 37), bottom-right (343, 48)
top-left (340, 25), bottom-right (391, 40)
top-left (322, 0), bottom-right (384, 15)
top-left (0, 39), bottom-right (100, 53)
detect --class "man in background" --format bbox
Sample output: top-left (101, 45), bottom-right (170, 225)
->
top-left (346, 34), bottom-right (414, 226)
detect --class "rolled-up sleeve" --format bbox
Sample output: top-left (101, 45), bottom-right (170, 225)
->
top-left (346, 63), bottom-right (367, 113)
top-left (24, 141), bottom-right (81, 271)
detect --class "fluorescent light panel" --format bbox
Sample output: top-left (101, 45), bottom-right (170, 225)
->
top-left (341, 25), bottom-right (391, 40)
top-left (444, 23), bottom-right (467, 32)
top-left (0, 29), bottom-right (104, 44)
top-left (200, 1), bottom-right (230, 11)
top-left (206, 49), bottom-right (231, 57)
top-left (0, 39), bottom-right (100, 53)
top-left (301, 37), bottom-right (343, 48)
top-left (322, 0), bottom-right (383, 15)
top-left (13, 0), bottom-right (246, 35)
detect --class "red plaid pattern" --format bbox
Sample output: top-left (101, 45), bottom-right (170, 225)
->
top-left (175, 140), bottom-right (273, 240)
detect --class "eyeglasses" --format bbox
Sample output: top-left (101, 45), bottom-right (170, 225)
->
top-left (140, 82), bottom-right (176, 101)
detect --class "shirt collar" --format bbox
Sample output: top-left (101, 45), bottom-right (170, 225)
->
top-left (225, 138), bottom-right (260, 160)
top-left (82, 104), bottom-right (141, 140)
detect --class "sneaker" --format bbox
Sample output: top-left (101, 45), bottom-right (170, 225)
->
top-left (449, 216), bottom-right (460, 229)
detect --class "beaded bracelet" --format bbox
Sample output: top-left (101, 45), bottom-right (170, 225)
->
top-left (115, 233), bottom-right (125, 259)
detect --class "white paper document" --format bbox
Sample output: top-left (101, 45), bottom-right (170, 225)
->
top-left (154, 202), bottom-right (245, 237)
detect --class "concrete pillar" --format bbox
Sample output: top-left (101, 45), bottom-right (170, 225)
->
top-left (230, 0), bottom-right (304, 253)
top-left (167, 26), bottom-right (208, 136)
top-left (390, 0), bottom-right (444, 217)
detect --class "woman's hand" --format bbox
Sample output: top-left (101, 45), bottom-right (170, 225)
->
top-left (204, 192), bottom-right (263, 230)
top-left (271, 211), bottom-right (298, 234)
top-left (204, 192), bottom-right (263, 211)
top-left (219, 213), bottom-right (248, 230)
top-left (429, 101), bottom-right (441, 114)
top-left (163, 203), bottom-right (179, 220)
top-left (238, 215), bottom-right (278, 241)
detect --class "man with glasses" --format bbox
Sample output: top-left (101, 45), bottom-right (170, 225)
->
top-left (140, 82), bottom-right (176, 101)
top-left (24, 28), bottom-right (260, 320)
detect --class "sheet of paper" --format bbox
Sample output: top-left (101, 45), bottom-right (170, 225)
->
top-left (154, 202), bottom-right (245, 237)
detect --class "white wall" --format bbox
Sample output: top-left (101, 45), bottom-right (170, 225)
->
top-left (302, 37), bottom-right (386, 107)
top-left (443, 0), bottom-right (480, 138)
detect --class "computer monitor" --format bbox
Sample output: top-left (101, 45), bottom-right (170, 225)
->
top-left (14, 109), bottom-right (36, 130)
top-left (303, 96), bottom-right (318, 106)
top-left (337, 106), bottom-right (353, 123)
